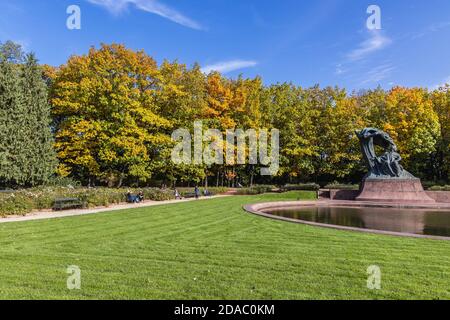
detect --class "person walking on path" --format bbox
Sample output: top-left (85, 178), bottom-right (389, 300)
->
top-left (194, 186), bottom-right (200, 199)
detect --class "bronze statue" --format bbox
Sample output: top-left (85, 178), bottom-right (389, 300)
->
top-left (355, 128), bottom-right (415, 179)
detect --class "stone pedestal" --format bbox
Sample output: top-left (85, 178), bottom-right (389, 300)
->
top-left (356, 178), bottom-right (435, 203)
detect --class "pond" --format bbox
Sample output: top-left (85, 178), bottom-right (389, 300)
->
top-left (263, 206), bottom-right (450, 238)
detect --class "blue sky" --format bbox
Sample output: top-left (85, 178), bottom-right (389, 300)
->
top-left (1, 0), bottom-right (450, 91)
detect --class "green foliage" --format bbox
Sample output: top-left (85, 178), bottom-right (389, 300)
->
top-left (44, 44), bottom-right (450, 186)
top-left (1, 42), bottom-right (449, 188)
top-left (0, 44), bottom-right (56, 188)
top-left (324, 182), bottom-right (360, 190)
top-left (428, 185), bottom-right (450, 191)
top-left (0, 187), bottom-right (175, 216)
top-left (141, 188), bottom-right (174, 201)
top-left (177, 187), bottom-right (229, 196)
top-left (0, 193), bottom-right (449, 299)
top-left (0, 40), bottom-right (24, 63)
top-left (430, 85), bottom-right (450, 182)
top-left (50, 44), bottom-right (172, 187)
top-left (44, 176), bottom-right (81, 188)
top-left (235, 185), bottom-right (275, 195)
top-left (20, 54), bottom-right (57, 184)
top-left (0, 193), bottom-right (34, 216)
top-left (0, 53), bottom-right (23, 186)
top-left (281, 183), bottom-right (320, 191)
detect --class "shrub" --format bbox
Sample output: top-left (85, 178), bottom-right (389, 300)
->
top-left (142, 188), bottom-right (174, 201)
top-left (235, 185), bottom-right (275, 195)
top-left (324, 183), bottom-right (359, 190)
top-left (281, 183), bottom-right (320, 191)
top-left (0, 187), bottom-right (176, 216)
top-left (44, 176), bottom-right (81, 188)
top-left (0, 194), bottom-right (34, 217)
top-left (234, 188), bottom-right (259, 195)
top-left (77, 189), bottom-right (124, 207)
top-left (428, 185), bottom-right (450, 191)
top-left (177, 187), bottom-right (230, 197)
top-left (205, 187), bottom-right (229, 194)
top-left (422, 181), bottom-right (450, 191)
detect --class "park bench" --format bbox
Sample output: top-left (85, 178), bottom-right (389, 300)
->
top-left (53, 198), bottom-right (85, 211)
top-left (183, 192), bottom-right (197, 198)
top-left (183, 191), bottom-right (214, 198)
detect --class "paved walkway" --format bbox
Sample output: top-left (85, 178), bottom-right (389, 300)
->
top-left (0, 195), bottom-right (229, 224)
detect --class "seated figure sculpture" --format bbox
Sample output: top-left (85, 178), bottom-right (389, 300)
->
top-left (355, 128), bottom-right (415, 179)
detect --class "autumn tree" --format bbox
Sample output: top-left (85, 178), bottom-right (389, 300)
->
top-left (431, 85), bottom-right (450, 181)
top-left (44, 43), bottom-right (448, 187)
top-left (204, 72), bottom-right (234, 129)
top-left (260, 84), bottom-right (316, 181)
top-left (365, 87), bottom-right (440, 177)
top-left (156, 60), bottom-right (207, 186)
top-left (50, 44), bottom-right (172, 187)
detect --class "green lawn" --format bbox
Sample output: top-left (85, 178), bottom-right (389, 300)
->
top-left (0, 191), bottom-right (449, 300)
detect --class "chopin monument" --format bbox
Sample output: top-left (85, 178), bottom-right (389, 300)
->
top-left (244, 127), bottom-right (450, 239)
top-left (355, 128), bottom-right (435, 203)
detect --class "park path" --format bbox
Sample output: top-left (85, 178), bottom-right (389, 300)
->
top-left (0, 195), bottom-right (229, 224)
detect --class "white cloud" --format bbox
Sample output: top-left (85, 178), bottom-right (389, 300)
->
top-left (361, 64), bottom-right (395, 84)
top-left (347, 30), bottom-right (391, 61)
top-left (335, 63), bottom-right (346, 75)
top-left (412, 21), bottom-right (450, 40)
top-left (201, 60), bottom-right (258, 74)
top-left (430, 76), bottom-right (450, 90)
top-left (87, 0), bottom-right (203, 30)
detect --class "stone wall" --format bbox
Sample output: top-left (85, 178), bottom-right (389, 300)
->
top-left (426, 191), bottom-right (450, 203)
top-left (329, 189), bottom-right (359, 200)
top-left (324, 189), bottom-right (450, 203)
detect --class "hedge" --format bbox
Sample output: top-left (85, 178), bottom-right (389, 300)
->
top-left (428, 185), bottom-right (450, 191)
top-left (281, 183), bottom-right (320, 191)
top-left (177, 187), bottom-right (230, 196)
top-left (235, 185), bottom-right (276, 195)
top-left (324, 183), bottom-right (360, 190)
top-left (0, 187), bottom-right (174, 217)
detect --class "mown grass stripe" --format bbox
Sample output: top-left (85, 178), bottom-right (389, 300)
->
top-left (0, 192), bottom-right (449, 299)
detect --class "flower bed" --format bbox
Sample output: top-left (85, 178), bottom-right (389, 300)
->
top-left (0, 187), bottom-right (174, 217)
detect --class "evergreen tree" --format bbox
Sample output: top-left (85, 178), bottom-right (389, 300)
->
top-left (0, 40), bottom-right (24, 63)
top-left (21, 53), bottom-right (57, 186)
top-left (0, 51), bottom-right (30, 186)
top-left (0, 43), bottom-right (56, 187)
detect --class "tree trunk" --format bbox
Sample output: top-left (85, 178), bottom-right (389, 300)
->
top-left (117, 173), bottom-right (124, 188)
top-left (216, 171), bottom-right (220, 187)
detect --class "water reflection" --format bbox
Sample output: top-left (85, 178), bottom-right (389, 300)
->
top-left (264, 206), bottom-right (450, 237)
